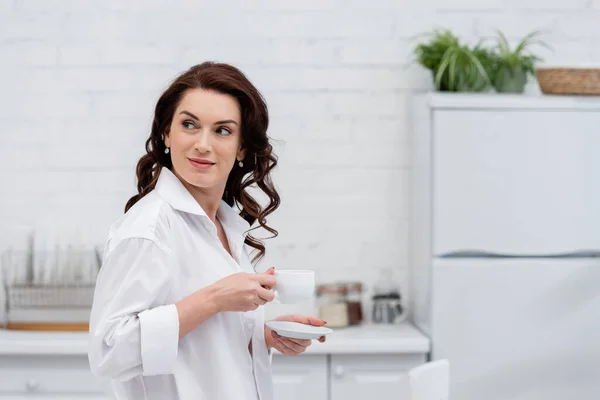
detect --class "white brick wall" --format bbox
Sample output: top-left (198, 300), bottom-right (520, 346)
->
top-left (1, 0), bottom-right (599, 305)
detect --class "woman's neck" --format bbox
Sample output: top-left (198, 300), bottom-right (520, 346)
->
top-left (174, 171), bottom-right (224, 224)
top-left (190, 189), bottom-right (221, 224)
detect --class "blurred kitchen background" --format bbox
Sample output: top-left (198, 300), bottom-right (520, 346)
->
top-left (1, 0), bottom-right (600, 399)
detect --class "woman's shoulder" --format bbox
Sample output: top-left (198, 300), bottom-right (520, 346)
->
top-left (106, 191), bottom-right (175, 252)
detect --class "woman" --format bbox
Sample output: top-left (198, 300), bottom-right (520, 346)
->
top-left (88, 62), bottom-right (325, 400)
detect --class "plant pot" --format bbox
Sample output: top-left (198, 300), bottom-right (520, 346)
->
top-left (494, 66), bottom-right (528, 93)
top-left (432, 69), bottom-right (490, 93)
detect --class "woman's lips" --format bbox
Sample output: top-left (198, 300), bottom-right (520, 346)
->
top-left (188, 158), bottom-right (215, 170)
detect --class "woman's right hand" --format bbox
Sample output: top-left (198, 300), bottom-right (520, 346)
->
top-left (210, 270), bottom-right (277, 312)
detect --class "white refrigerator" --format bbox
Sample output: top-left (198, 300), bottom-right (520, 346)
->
top-left (410, 93), bottom-right (600, 400)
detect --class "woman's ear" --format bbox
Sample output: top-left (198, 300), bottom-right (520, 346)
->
top-left (164, 130), bottom-right (170, 149)
top-left (237, 147), bottom-right (246, 163)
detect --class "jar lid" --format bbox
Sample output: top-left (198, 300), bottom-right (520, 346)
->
top-left (316, 283), bottom-right (347, 295)
top-left (346, 282), bottom-right (363, 292)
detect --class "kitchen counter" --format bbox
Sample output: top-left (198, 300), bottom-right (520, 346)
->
top-left (0, 322), bottom-right (430, 356)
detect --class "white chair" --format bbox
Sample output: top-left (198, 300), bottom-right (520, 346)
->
top-left (408, 359), bottom-right (450, 400)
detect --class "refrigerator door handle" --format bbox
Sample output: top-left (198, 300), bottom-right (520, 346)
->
top-left (437, 250), bottom-right (600, 258)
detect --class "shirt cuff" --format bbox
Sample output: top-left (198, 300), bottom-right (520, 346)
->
top-left (139, 303), bottom-right (179, 375)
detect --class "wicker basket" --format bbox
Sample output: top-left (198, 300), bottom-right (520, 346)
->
top-left (536, 68), bottom-right (600, 95)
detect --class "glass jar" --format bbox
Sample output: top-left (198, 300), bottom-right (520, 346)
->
top-left (316, 283), bottom-right (349, 328)
top-left (345, 282), bottom-right (363, 325)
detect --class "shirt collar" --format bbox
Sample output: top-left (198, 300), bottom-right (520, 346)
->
top-left (154, 168), bottom-right (251, 233)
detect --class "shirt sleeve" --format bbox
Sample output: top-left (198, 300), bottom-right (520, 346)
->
top-left (88, 237), bottom-right (179, 381)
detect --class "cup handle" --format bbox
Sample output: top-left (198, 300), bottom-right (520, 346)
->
top-left (272, 289), bottom-right (281, 304)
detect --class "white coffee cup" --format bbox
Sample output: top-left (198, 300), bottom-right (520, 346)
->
top-left (273, 270), bottom-right (315, 304)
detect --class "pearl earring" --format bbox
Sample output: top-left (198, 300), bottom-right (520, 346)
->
top-left (238, 160), bottom-right (243, 167)
top-left (165, 147), bottom-right (170, 154)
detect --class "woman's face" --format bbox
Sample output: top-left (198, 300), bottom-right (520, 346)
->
top-left (165, 88), bottom-right (245, 196)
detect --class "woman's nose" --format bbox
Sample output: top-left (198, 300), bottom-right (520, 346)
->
top-left (194, 131), bottom-right (211, 152)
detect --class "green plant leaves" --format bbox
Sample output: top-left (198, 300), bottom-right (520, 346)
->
top-left (413, 29), bottom-right (549, 93)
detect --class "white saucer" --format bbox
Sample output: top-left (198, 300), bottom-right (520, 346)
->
top-left (266, 321), bottom-right (333, 340)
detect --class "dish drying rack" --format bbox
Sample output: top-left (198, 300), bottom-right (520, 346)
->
top-left (1, 247), bottom-right (102, 331)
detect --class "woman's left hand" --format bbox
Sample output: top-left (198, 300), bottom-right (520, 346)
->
top-left (264, 315), bottom-right (327, 356)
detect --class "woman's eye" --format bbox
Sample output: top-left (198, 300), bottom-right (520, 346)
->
top-left (182, 121), bottom-right (196, 130)
top-left (216, 127), bottom-right (232, 136)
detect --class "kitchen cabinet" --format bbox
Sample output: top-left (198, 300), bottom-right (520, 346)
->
top-left (0, 323), bottom-right (429, 400)
top-left (329, 354), bottom-right (421, 400)
top-left (0, 354), bottom-right (113, 398)
top-left (272, 353), bottom-right (424, 400)
top-left (272, 355), bottom-right (328, 400)
top-left (0, 353), bottom-right (424, 400)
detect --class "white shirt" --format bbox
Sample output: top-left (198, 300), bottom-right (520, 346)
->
top-left (88, 168), bottom-right (274, 400)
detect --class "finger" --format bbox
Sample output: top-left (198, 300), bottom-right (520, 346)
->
top-left (275, 337), bottom-right (304, 355)
top-left (286, 314), bottom-right (327, 326)
top-left (278, 338), bottom-right (305, 353)
top-left (254, 274), bottom-right (277, 289)
top-left (255, 296), bottom-right (267, 306)
top-left (318, 336), bottom-right (326, 343)
top-left (257, 286), bottom-right (275, 302)
top-left (274, 341), bottom-right (295, 356)
top-left (257, 289), bottom-right (275, 303)
top-left (284, 337), bottom-right (312, 347)
top-left (270, 332), bottom-right (294, 354)
top-left (265, 267), bottom-right (275, 275)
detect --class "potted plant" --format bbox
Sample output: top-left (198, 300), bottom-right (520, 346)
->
top-left (413, 29), bottom-right (493, 92)
top-left (489, 30), bottom-right (547, 93)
